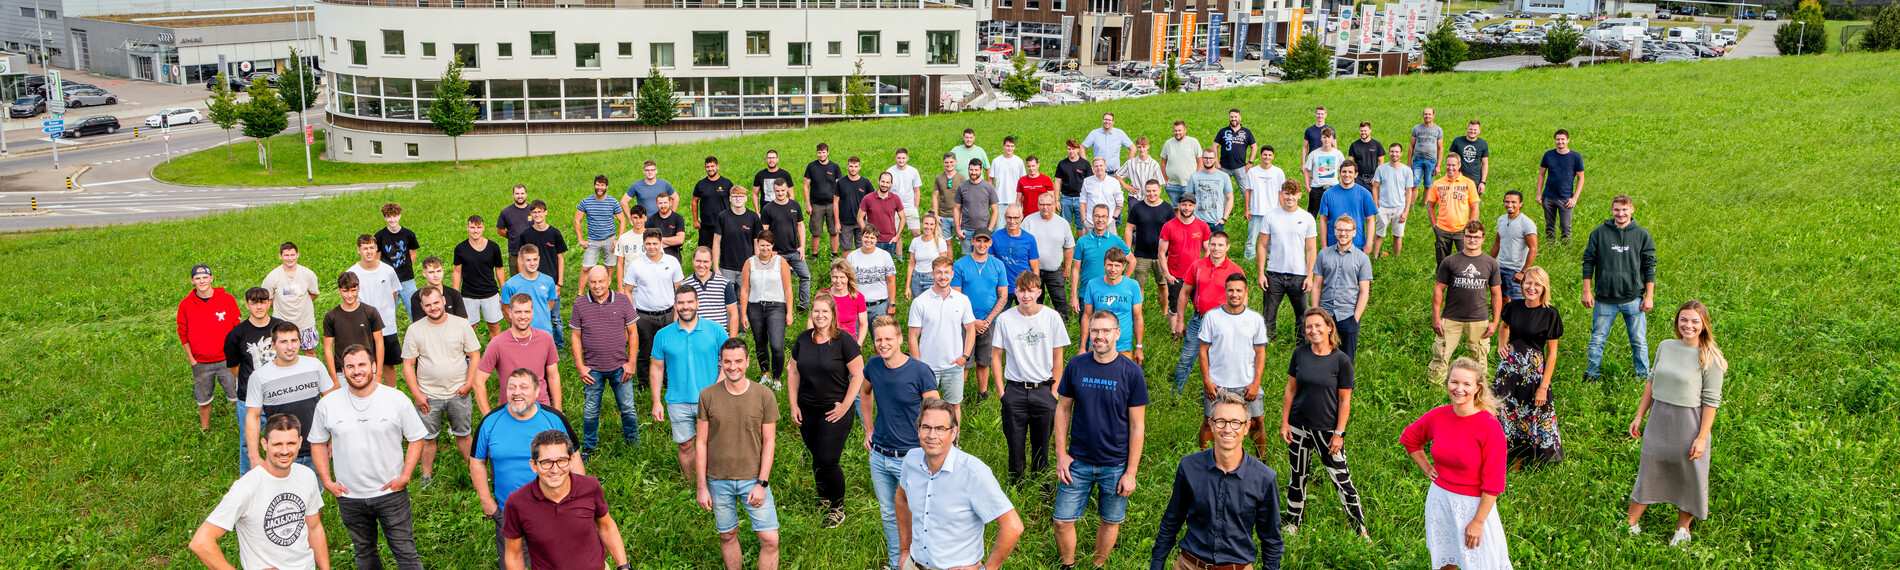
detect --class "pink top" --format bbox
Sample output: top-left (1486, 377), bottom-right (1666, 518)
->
top-left (1400, 405), bottom-right (1508, 497)
top-left (834, 292), bottom-right (869, 338)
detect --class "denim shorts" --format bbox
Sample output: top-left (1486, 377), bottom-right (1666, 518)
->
top-left (709, 478), bottom-right (780, 533)
top-left (933, 366), bottom-right (966, 404)
top-left (1054, 461), bottom-right (1129, 523)
top-left (667, 402), bottom-right (700, 444)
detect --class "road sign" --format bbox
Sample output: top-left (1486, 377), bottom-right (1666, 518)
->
top-left (162, 134), bottom-right (171, 142)
top-left (304, 125), bottom-right (314, 145)
top-left (42, 119), bottom-right (62, 126)
top-left (43, 126), bottom-right (64, 133)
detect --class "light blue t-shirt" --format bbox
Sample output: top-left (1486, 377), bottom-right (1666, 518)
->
top-left (952, 255), bottom-right (1011, 318)
top-left (500, 273), bottom-right (560, 336)
top-left (471, 404), bottom-right (573, 512)
top-left (1082, 276), bottom-right (1144, 351)
top-left (1073, 231), bottom-right (1131, 286)
top-left (626, 179), bottom-right (676, 218)
top-left (1371, 162), bottom-right (1417, 209)
top-left (1186, 169), bottom-right (1235, 226)
top-left (1314, 183), bottom-right (1380, 250)
top-left (651, 319), bottom-right (730, 404)
top-left (1083, 128), bottom-right (1135, 166)
top-left (987, 229), bottom-right (1041, 294)
top-left (576, 195), bottom-right (624, 241)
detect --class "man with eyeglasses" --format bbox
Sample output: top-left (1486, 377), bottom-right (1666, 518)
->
top-left (898, 397), bottom-right (1024, 570)
top-left (1053, 310), bottom-right (1149, 570)
top-left (501, 430), bottom-right (632, 570)
top-left (696, 338), bottom-right (782, 570)
top-left (471, 368), bottom-right (583, 569)
top-left (1150, 390), bottom-right (1284, 570)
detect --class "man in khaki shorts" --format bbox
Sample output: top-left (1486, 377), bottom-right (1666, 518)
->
top-left (401, 286), bottom-right (483, 488)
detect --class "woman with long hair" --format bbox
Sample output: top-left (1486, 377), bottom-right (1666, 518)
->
top-left (1626, 300), bottom-right (1728, 547)
top-left (823, 259), bottom-right (871, 343)
top-left (1402, 357), bottom-right (1513, 570)
top-left (739, 230), bottom-right (794, 387)
top-left (786, 293), bottom-right (867, 527)
top-left (1493, 266), bottom-right (1565, 467)
top-left (1278, 308), bottom-right (1368, 537)
top-left (906, 215), bottom-right (951, 299)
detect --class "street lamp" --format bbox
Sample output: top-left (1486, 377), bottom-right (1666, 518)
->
top-left (1796, 20), bottom-right (1807, 55)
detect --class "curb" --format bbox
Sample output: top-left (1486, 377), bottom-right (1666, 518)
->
top-left (68, 164), bottom-right (93, 193)
top-left (0, 133), bottom-right (151, 159)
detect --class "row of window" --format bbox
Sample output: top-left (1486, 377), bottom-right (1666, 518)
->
top-left (339, 30), bottom-right (959, 68)
top-left (15, 7), bottom-right (56, 18)
top-left (328, 74), bottom-right (914, 121)
top-left (993, 0), bottom-right (1276, 12)
top-left (340, 137), bottom-right (421, 159)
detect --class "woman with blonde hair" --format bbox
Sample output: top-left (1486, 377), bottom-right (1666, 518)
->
top-left (823, 259), bottom-right (871, 343)
top-left (1626, 300), bottom-right (1728, 547)
top-left (1403, 357), bottom-right (1513, 570)
top-left (906, 215), bottom-right (951, 299)
top-left (786, 293), bottom-right (867, 527)
top-left (1493, 266), bottom-right (1565, 467)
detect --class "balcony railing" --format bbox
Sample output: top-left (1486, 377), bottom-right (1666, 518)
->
top-left (319, 0), bottom-right (971, 8)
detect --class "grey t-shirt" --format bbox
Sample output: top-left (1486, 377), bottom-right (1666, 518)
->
top-left (953, 179), bottom-right (998, 233)
top-left (1314, 245), bottom-right (1373, 322)
top-left (1411, 123), bottom-right (1445, 160)
top-left (1494, 213), bottom-right (1539, 270)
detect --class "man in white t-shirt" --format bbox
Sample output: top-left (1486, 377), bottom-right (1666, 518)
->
top-left (1081, 158), bottom-right (1123, 224)
top-left (884, 149), bottom-right (925, 233)
top-left (625, 230), bottom-right (686, 392)
top-left (908, 256), bottom-right (978, 425)
top-left (1021, 192), bottom-right (1077, 321)
top-left (1255, 182), bottom-right (1319, 343)
top-left (990, 137), bottom-right (1027, 227)
top-left (348, 234), bottom-right (404, 383)
top-left (1196, 273), bottom-right (1270, 456)
top-left (1370, 142), bottom-right (1418, 259)
top-left (1301, 128), bottom-right (1346, 222)
top-left (1242, 147), bottom-right (1287, 261)
top-left (246, 322), bottom-right (338, 471)
top-left (990, 272), bottom-right (1072, 483)
top-left (262, 241), bottom-right (322, 354)
top-left (847, 230), bottom-right (899, 318)
top-left (400, 286), bottom-right (483, 485)
top-left (311, 345), bottom-right (427, 569)
top-left (190, 412), bottom-right (331, 570)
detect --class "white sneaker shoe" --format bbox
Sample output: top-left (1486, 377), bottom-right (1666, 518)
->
top-left (1669, 528), bottom-right (1692, 547)
top-left (1281, 524), bottom-right (1299, 535)
top-left (1627, 524), bottom-right (1641, 536)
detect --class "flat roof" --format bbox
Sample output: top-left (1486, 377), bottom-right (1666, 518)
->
top-left (83, 8), bottom-right (311, 28)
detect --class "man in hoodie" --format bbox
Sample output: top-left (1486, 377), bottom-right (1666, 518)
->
top-left (1580, 194), bottom-right (1658, 383)
top-left (178, 264), bottom-right (241, 431)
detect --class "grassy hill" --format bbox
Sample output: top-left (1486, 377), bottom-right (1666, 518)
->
top-left (5, 53), bottom-right (1898, 568)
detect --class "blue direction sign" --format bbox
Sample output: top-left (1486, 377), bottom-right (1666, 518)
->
top-left (42, 119), bottom-right (63, 126)
top-left (43, 126), bottom-right (65, 133)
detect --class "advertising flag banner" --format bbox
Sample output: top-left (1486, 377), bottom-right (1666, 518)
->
top-left (1152, 14), bottom-right (1169, 64)
top-left (1181, 12), bottom-right (1199, 63)
top-left (1209, 13), bottom-right (1224, 63)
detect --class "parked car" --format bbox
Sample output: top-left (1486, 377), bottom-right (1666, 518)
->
top-left (1481, 23), bottom-right (1512, 34)
top-left (1741, 9), bottom-right (1757, 19)
top-left (146, 107), bottom-right (205, 127)
top-left (242, 72), bottom-right (282, 87)
top-left (982, 43), bottom-right (1016, 56)
top-left (9, 96), bottom-right (45, 118)
top-left (1684, 43), bottom-right (1721, 57)
top-left (1764, 10), bottom-right (1778, 20)
top-left (63, 88), bottom-right (118, 107)
top-left (206, 75), bottom-right (249, 92)
top-left (1464, 9), bottom-right (1488, 17)
top-left (1039, 58), bottom-right (1080, 72)
top-left (1652, 51), bottom-right (1699, 62)
top-left (61, 115), bottom-right (121, 138)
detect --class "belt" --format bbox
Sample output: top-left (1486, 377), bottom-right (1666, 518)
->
top-left (637, 309), bottom-right (670, 316)
top-left (1008, 379), bottom-right (1048, 388)
top-left (756, 301), bottom-right (786, 306)
top-left (870, 444), bottom-right (911, 458)
top-left (1181, 551), bottom-right (1251, 570)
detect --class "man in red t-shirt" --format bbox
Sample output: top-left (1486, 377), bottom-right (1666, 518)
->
top-left (1017, 156), bottom-right (1055, 213)
top-left (1172, 232), bottom-right (1243, 388)
top-left (177, 263), bottom-right (242, 430)
top-left (1156, 195), bottom-right (1210, 319)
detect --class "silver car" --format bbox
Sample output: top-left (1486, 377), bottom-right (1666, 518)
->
top-left (64, 89), bottom-right (118, 108)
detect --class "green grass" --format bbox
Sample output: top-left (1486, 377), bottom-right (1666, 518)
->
top-left (6, 52), bottom-right (1900, 568)
top-left (150, 130), bottom-right (529, 187)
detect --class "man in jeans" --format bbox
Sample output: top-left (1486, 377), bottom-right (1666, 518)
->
top-left (1428, 221), bottom-right (1503, 382)
top-left (1581, 194), bottom-right (1657, 382)
top-left (1490, 191), bottom-right (1540, 301)
top-left (1053, 310), bottom-right (1150, 570)
top-left (569, 266), bottom-right (641, 459)
top-left (1311, 218), bottom-right (1373, 359)
top-left (1255, 182), bottom-right (1318, 343)
top-left (1536, 129), bottom-right (1587, 244)
top-left (696, 338), bottom-right (782, 570)
top-left (859, 316), bottom-right (941, 569)
top-left (1410, 107), bottom-right (1445, 195)
top-left (575, 174), bottom-right (628, 270)
top-left (311, 345), bottom-right (427, 570)
top-left (761, 180), bottom-right (814, 311)
top-left (1172, 232), bottom-right (1243, 390)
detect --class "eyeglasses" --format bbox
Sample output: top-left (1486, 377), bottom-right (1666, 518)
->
top-left (1211, 418), bottom-right (1247, 431)
top-left (919, 424), bottom-right (957, 435)
top-left (534, 457), bottom-right (572, 470)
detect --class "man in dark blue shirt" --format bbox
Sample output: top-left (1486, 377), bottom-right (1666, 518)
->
top-left (1151, 389), bottom-right (1283, 570)
top-left (859, 316), bottom-right (941, 570)
top-left (1053, 310), bottom-right (1150, 570)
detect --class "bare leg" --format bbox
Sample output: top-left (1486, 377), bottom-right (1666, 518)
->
top-left (1054, 520), bottom-right (1078, 564)
top-left (419, 439), bottom-right (439, 478)
top-left (757, 530), bottom-right (781, 570)
top-left (1198, 418), bottom-right (1214, 449)
top-left (1249, 418), bottom-right (1270, 458)
top-left (678, 441), bottom-right (697, 480)
top-left (1092, 521), bottom-right (1120, 566)
top-left (718, 530), bottom-right (744, 570)
top-left (1675, 509), bottom-right (1695, 532)
top-left (198, 404), bottom-right (213, 430)
top-left (1626, 500), bottom-right (1649, 527)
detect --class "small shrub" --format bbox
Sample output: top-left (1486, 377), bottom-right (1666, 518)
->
top-left (1862, 4), bottom-right (1900, 52)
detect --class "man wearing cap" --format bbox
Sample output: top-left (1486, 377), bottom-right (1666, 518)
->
top-left (179, 264), bottom-right (241, 431)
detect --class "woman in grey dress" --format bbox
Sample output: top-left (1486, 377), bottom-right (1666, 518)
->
top-left (1625, 300), bottom-right (1728, 547)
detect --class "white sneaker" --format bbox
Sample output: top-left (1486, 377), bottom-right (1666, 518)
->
top-left (1281, 524), bottom-right (1299, 535)
top-left (1627, 524), bottom-right (1641, 536)
top-left (1669, 528), bottom-right (1691, 546)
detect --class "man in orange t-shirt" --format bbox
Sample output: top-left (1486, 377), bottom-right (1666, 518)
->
top-left (1425, 154), bottom-right (1481, 265)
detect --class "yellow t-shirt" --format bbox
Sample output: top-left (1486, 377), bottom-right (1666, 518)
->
top-left (1427, 176), bottom-right (1480, 232)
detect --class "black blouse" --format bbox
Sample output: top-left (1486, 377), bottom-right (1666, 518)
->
top-left (1501, 300), bottom-right (1564, 354)
top-left (790, 329), bottom-right (862, 407)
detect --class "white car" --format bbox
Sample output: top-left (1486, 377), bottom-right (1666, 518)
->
top-left (145, 107), bottom-right (204, 127)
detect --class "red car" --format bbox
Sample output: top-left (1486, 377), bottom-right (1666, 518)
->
top-left (982, 43), bottom-right (1015, 56)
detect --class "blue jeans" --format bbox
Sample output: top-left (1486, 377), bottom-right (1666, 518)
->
top-left (1164, 184), bottom-right (1186, 205)
top-left (875, 241), bottom-right (899, 262)
top-left (549, 307), bottom-right (568, 350)
top-left (1586, 298), bottom-right (1650, 379)
top-left (868, 451), bottom-right (906, 567)
top-left (1411, 157), bottom-right (1438, 189)
top-left (1171, 313), bottom-right (1205, 389)
top-left (709, 478), bottom-right (780, 533)
top-left (782, 252), bottom-right (814, 310)
top-left (581, 368), bottom-right (640, 450)
top-left (236, 401), bottom-right (250, 475)
top-left (1208, 222), bottom-right (1225, 236)
top-left (909, 272), bottom-right (932, 297)
top-left (1053, 461), bottom-right (1130, 523)
top-left (1500, 266), bottom-right (1524, 300)
top-left (1060, 196), bottom-right (1082, 230)
top-left (1245, 214), bottom-right (1268, 259)
top-left (397, 279), bottom-right (418, 322)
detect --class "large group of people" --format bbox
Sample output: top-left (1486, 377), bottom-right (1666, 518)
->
top-left (177, 107), bottom-right (1724, 570)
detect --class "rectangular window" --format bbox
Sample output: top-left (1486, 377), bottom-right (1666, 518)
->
top-left (693, 32), bottom-right (727, 66)
top-left (498, 42), bottom-right (514, 58)
top-left (746, 31), bottom-right (770, 55)
top-left (344, 137), bottom-right (353, 152)
top-left (1054, 0), bottom-right (1066, 10)
top-left (1002, 0), bottom-right (1011, 6)
top-left (896, 41), bottom-right (911, 55)
top-left (789, 42), bottom-right (811, 66)
top-left (926, 31), bottom-right (958, 65)
top-left (530, 32), bottom-right (555, 56)
top-left (350, 40), bottom-right (367, 65)
top-left (17, 8), bottom-right (30, 17)
top-left (575, 43), bottom-right (600, 67)
top-left (331, 37), bottom-right (338, 52)
top-left (42, 9), bottom-right (55, 18)
top-left (371, 141), bottom-right (384, 156)
top-left (651, 43), bottom-right (675, 67)
top-left (422, 42), bottom-right (436, 57)
top-left (1029, 0), bottom-right (1039, 8)
top-left (382, 30), bottom-right (404, 55)
top-left (406, 143), bottom-right (420, 158)
top-left (858, 31), bottom-right (880, 54)
top-left (828, 41), bottom-right (842, 56)
top-left (618, 42), bottom-right (633, 57)
top-left (453, 43), bottom-right (479, 67)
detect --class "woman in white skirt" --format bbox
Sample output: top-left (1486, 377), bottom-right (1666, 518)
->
top-left (1402, 357), bottom-right (1513, 570)
top-left (1625, 300), bottom-right (1727, 546)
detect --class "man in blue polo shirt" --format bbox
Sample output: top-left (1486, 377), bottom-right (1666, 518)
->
top-left (470, 368), bottom-right (581, 569)
top-left (650, 284), bottom-right (730, 480)
top-left (1312, 161), bottom-right (1379, 251)
top-left (953, 232), bottom-right (1011, 407)
top-left (858, 316), bottom-right (942, 570)
top-left (989, 204), bottom-right (1042, 300)
top-left (1068, 205), bottom-right (1131, 315)
top-left (1054, 309), bottom-right (1149, 570)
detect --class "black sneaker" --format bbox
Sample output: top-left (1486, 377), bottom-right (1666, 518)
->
top-left (581, 448), bottom-right (595, 462)
top-left (972, 391), bottom-right (991, 407)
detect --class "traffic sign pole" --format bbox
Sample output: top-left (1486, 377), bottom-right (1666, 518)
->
top-left (47, 70), bottom-right (61, 169)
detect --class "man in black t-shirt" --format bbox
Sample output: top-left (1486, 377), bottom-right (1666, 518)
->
top-left (760, 182), bottom-right (813, 310)
top-left (1447, 120), bottom-right (1491, 196)
top-left (454, 215), bottom-right (508, 338)
top-left (517, 200), bottom-right (571, 289)
top-left (224, 287), bottom-right (285, 473)
top-left (1055, 140), bottom-right (1092, 230)
top-left (651, 193), bottom-right (689, 263)
top-left (375, 202), bottom-right (422, 321)
top-left (803, 143), bottom-right (844, 254)
top-left (408, 256), bottom-right (469, 320)
top-left (1124, 181), bottom-right (1174, 289)
top-left (1428, 220), bottom-right (1502, 383)
top-left (1345, 122), bottom-right (1384, 188)
top-left (692, 156), bottom-right (735, 250)
top-left (834, 157), bottom-right (874, 250)
top-left (712, 186), bottom-right (762, 282)
top-left (753, 149), bottom-right (795, 212)
top-left (497, 184), bottom-right (534, 273)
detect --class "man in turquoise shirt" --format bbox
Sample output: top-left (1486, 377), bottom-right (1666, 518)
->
top-left (1080, 248), bottom-right (1146, 364)
top-left (1069, 204), bottom-right (1132, 315)
top-left (650, 284), bottom-right (730, 479)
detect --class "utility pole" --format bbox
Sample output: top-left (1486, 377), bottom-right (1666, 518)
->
top-left (1796, 20), bottom-right (1806, 56)
top-left (35, 0), bottom-right (58, 169)
top-left (292, 4), bottom-right (313, 181)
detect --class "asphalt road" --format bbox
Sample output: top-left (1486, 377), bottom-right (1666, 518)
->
top-left (0, 119), bottom-right (309, 177)
top-left (0, 180), bottom-right (411, 232)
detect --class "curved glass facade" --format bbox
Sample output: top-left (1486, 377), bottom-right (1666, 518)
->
top-left (327, 73), bottom-right (913, 122)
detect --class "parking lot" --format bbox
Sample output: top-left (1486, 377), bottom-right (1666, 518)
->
top-left (2, 68), bottom-right (269, 153)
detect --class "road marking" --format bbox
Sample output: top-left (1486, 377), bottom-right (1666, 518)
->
top-left (67, 209), bottom-right (108, 215)
top-left (84, 178), bottom-right (154, 187)
top-left (124, 207), bottom-right (154, 213)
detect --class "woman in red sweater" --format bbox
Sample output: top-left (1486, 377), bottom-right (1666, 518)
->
top-left (1402, 357), bottom-right (1514, 570)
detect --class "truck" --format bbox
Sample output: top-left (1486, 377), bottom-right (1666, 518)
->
top-left (1665, 27), bottom-right (1701, 43)
top-left (1590, 19), bottom-right (1649, 42)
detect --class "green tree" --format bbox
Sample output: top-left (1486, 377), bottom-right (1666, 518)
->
top-left (999, 51), bottom-right (1040, 102)
top-left (1423, 19), bottom-right (1470, 72)
top-left (1159, 56), bottom-right (1183, 92)
top-left (1774, 0), bottom-right (1828, 55)
top-left (276, 47), bottom-right (321, 111)
top-left (844, 59), bottom-right (875, 117)
top-left (237, 77), bottom-right (289, 170)
top-left (1860, 4), bottom-right (1900, 52)
top-left (427, 59), bottom-right (478, 167)
top-left (203, 74), bottom-right (241, 161)
top-left (1541, 21), bottom-right (1583, 65)
top-left (1280, 33), bottom-right (1333, 81)
top-left (635, 67), bottom-right (679, 127)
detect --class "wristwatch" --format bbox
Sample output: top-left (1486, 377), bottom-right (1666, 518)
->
top-left (758, 479), bottom-right (771, 488)
top-left (618, 565), bottom-right (633, 570)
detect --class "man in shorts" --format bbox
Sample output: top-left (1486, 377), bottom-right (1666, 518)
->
top-left (178, 264), bottom-right (240, 431)
top-left (454, 215), bottom-right (508, 338)
top-left (651, 284), bottom-right (730, 480)
top-left (575, 174), bottom-right (628, 269)
top-left (401, 286), bottom-right (483, 487)
top-left (909, 257), bottom-right (979, 425)
top-left (1052, 309), bottom-right (1149, 570)
top-left (1370, 143), bottom-right (1418, 259)
top-left (696, 338), bottom-right (782, 570)
top-left (1197, 273), bottom-right (1270, 457)
top-left (261, 242), bottom-right (321, 354)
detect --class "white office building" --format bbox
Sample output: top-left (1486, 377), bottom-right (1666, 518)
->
top-left (313, 0), bottom-right (979, 163)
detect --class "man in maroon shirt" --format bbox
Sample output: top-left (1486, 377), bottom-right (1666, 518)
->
top-left (501, 430), bottom-right (633, 570)
top-left (858, 172), bottom-right (907, 261)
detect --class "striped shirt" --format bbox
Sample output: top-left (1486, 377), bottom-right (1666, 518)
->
top-left (683, 272), bottom-right (738, 331)
top-left (570, 290), bottom-right (637, 371)
top-left (576, 195), bottom-right (623, 241)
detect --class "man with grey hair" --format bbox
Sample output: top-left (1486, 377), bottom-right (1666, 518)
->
top-left (897, 397), bottom-right (1024, 570)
